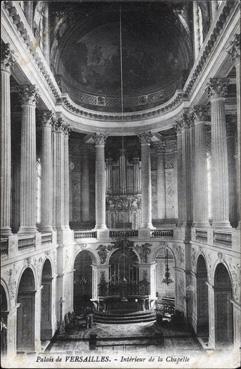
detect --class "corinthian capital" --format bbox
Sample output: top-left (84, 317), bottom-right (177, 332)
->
top-left (227, 34), bottom-right (240, 61)
top-left (207, 78), bottom-right (229, 99)
top-left (93, 133), bottom-right (107, 146)
top-left (19, 84), bottom-right (39, 105)
top-left (138, 132), bottom-right (152, 145)
top-left (39, 110), bottom-right (53, 127)
top-left (1, 42), bottom-right (15, 71)
top-left (192, 105), bottom-right (209, 122)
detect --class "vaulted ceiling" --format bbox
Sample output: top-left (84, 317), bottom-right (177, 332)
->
top-left (50, 1), bottom-right (193, 112)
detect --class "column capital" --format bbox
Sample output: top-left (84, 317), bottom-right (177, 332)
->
top-left (227, 34), bottom-right (240, 62)
top-left (207, 78), bottom-right (229, 99)
top-left (138, 131), bottom-right (152, 145)
top-left (93, 133), bottom-right (107, 146)
top-left (1, 42), bottom-right (15, 71)
top-left (176, 109), bottom-right (193, 131)
top-left (19, 84), bottom-right (39, 105)
top-left (192, 105), bottom-right (209, 122)
top-left (52, 116), bottom-right (68, 133)
top-left (38, 110), bottom-right (53, 127)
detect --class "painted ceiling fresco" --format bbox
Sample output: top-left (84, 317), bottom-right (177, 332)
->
top-left (52, 2), bottom-right (192, 111)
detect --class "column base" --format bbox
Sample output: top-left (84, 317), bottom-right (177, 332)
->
top-left (193, 222), bottom-right (210, 228)
top-left (212, 221), bottom-right (232, 229)
top-left (18, 226), bottom-right (37, 235)
top-left (40, 226), bottom-right (53, 233)
top-left (0, 227), bottom-right (12, 237)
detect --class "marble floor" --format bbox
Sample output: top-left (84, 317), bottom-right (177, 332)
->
top-left (46, 321), bottom-right (201, 355)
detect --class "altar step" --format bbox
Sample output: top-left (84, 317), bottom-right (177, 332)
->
top-left (94, 310), bottom-right (156, 324)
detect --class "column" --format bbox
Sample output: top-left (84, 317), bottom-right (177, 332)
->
top-left (63, 124), bottom-right (70, 230)
top-left (53, 118), bottom-right (65, 231)
top-left (19, 84), bottom-right (39, 234)
top-left (154, 141), bottom-right (166, 220)
top-left (227, 34), bottom-right (240, 227)
top-left (94, 134), bottom-right (107, 230)
top-left (181, 111), bottom-right (193, 226)
top-left (176, 122), bottom-right (184, 225)
top-left (206, 282), bottom-right (215, 348)
top-left (0, 43), bottom-right (14, 236)
top-left (82, 146), bottom-right (90, 222)
top-left (208, 78), bottom-right (231, 228)
top-left (106, 158), bottom-right (112, 195)
top-left (40, 110), bottom-right (53, 232)
top-left (133, 157), bottom-right (140, 194)
top-left (139, 132), bottom-right (153, 229)
top-left (193, 105), bottom-right (209, 227)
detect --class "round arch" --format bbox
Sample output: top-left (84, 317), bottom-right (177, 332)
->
top-left (41, 259), bottom-right (53, 341)
top-left (214, 263), bottom-right (233, 346)
top-left (0, 283), bottom-right (8, 355)
top-left (15, 264), bottom-right (38, 304)
top-left (155, 245), bottom-right (175, 302)
top-left (73, 250), bottom-right (94, 313)
top-left (196, 255), bottom-right (209, 338)
top-left (17, 267), bottom-right (36, 352)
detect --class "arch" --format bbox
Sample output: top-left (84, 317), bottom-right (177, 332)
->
top-left (73, 247), bottom-right (97, 269)
top-left (155, 246), bottom-right (175, 301)
top-left (0, 279), bottom-right (9, 311)
top-left (0, 284), bottom-right (8, 355)
top-left (214, 263), bottom-right (233, 346)
top-left (107, 246), bottom-right (141, 265)
top-left (153, 244), bottom-right (176, 266)
top-left (73, 250), bottom-right (93, 313)
top-left (16, 265), bottom-right (38, 304)
top-left (17, 268), bottom-right (36, 352)
top-left (109, 248), bottom-right (139, 297)
top-left (41, 259), bottom-right (53, 341)
top-left (196, 255), bottom-right (209, 339)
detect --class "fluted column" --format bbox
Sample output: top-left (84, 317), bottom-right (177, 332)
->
top-left (81, 146), bottom-right (90, 222)
top-left (0, 43), bottom-right (14, 236)
top-left (176, 122), bottom-right (184, 225)
top-left (208, 78), bottom-right (231, 228)
top-left (63, 124), bottom-right (70, 230)
top-left (40, 110), bottom-right (53, 232)
top-left (19, 84), bottom-right (39, 234)
top-left (94, 134), bottom-right (107, 230)
top-left (53, 118), bottom-right (65, 230)
top-left (139, 132), bottom-right (153, 229)
top-left (193, 105), bottom-right (209, 227)
top-left (133, 157), bottom-right (140, 194)
top-left (154, 141), bottom-right (166, 220)
top-left (106, 158), bottom-right (112, 195)
top-left (227, 34), bottom-right (240, 227)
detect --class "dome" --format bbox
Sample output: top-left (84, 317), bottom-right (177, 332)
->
top-left (51, 2), bottom-right (192, 112)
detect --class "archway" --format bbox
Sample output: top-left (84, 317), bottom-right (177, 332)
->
top-left (17, 268), bottom-right (35, 352)
top-left (196, 255), bottom-right (209, 338)
top-left (73, 251), bottom-right (93, 314)
top-left (41, 260), bottom-right (52, 341)
top-left (214, 263), bottom-right (233, 346)
top-left (0, 285), bottom-right (8, 355)
top-left (155, 247), bottom-right (175, 301)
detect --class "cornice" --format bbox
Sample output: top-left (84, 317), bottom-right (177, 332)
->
top-left (1, 0), bottom-right (239, 130)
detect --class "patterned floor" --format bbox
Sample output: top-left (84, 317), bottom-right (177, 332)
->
top-left (47, 321), bottom-right (201, 354)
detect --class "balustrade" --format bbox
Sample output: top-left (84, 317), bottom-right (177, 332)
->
top-left (41, 232), bottom-right (52, 244)
top-left (18, 235), bottom-right (36, 249)
top-left (213, 231), bottom-right (232, 247)
top-left (0, 238), bottom-right (8, 255)
top-left (195, 229), bottom-right (208, 243)
top-left (150, 229), bottom-right (173, 238)
top-left (74, 230), bottom-right (97, 239)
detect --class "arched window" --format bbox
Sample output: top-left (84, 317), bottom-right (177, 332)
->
top-left (36, 159), bottom-right (41, 224)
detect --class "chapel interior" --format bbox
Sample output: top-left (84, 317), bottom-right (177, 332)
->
top-left (0, 0), bottom-right (240, 362)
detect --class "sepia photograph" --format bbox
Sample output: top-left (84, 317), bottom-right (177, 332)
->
top-left (0, 0), bottom-right (240, 368)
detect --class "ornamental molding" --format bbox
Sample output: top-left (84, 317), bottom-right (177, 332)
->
top-left (2, 0), bottom-right (238, 124)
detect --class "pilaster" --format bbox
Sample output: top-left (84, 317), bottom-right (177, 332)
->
top-left (63, 123), bottom-right (71, 230)
top-left (139, 132), bottom-right (153, 229)
top-left (18, 84), bottom-right (39, 234)
top-left (192, 105), bottom-right (209, 227)
top-left (208, 78), bottom-right (231, 228)
top-left (40, 110), bottom-right (53, 232)
top-left (153, 141), bottom-right (166, 220)
top-left (0, 43), bottom-right (14, 236)
top-left (206, 282), bottom-right (215, 349)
